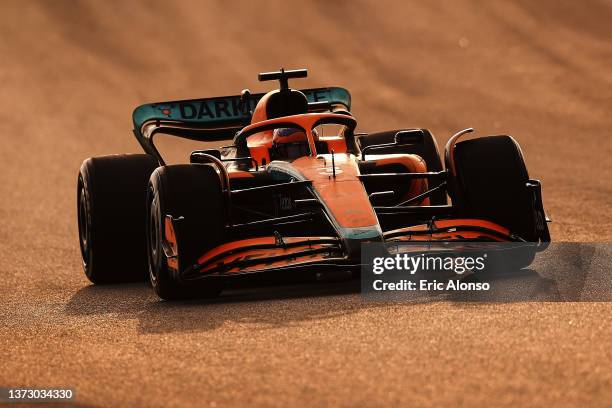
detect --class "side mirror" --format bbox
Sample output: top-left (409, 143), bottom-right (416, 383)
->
top-left (308, 101), bottom-right (332, 112)
top-left (361, 129), bottom-right (425, 160)
top-left (394, 129), bottom-right (424, 145)
top-left (368, 190), bottom-right (395, 205)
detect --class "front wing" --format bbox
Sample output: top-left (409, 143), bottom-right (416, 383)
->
top-left (162, 215), bottom-right (536, 283)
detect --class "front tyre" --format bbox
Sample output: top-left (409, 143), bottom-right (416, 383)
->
top-left (147, 164), bottom-right (225, 300)
top-left (450, 135), bottom-right (545, 270)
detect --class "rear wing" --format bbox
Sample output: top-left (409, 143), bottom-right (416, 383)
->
top-left (132, 87), bottom-right (351, 161)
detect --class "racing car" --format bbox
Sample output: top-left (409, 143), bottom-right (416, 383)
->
top-left (77, 68), bottom-right (550, 300)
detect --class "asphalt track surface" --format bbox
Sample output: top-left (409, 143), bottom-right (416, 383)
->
top-left (1, 1), bottom-right (611, 407)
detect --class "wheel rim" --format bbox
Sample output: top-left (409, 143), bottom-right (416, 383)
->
top-left (77, 176), bottom-right (91, 268)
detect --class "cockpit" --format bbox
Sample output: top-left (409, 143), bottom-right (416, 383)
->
top-left (231, 68), bottom-right (358, 165)
top-left (242, 119), bottom-right (353, 165)
top-left (270, 127), bottom-right (314, 161)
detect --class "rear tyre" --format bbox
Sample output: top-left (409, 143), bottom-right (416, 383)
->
top-left (77, 154), bottom-right (159, 283)
top-left (147, 164), bottom-right (225, 300)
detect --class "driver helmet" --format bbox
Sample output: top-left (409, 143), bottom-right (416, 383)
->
top-left (273, 127), bottom-right (317, 144)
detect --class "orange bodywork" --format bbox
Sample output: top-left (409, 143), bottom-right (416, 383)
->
top-left (292, 154), bottom-right (378, 228)
top-left (245, 132), bottom-right (273, 166)
top-left (250, 92), bottom-right (274, 124)
top-left (368, 154), bottom-right (430, 205)
top-left (236, 113), bottom-right (427, 229)
top-left (228, 170), bottom-right (255, 179)
top-left (319, 135), bottom-right (347, 152)
top-left (163, 215), bottom-right (179, 272)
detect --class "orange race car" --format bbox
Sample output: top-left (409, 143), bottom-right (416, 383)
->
top-left (77, 68), bottom-right (550, 300)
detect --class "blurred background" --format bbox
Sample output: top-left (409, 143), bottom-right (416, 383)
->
top-left (1, 2), bottom-right (611, 407)
top-left (1, 0), bottom-right (611, 241)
